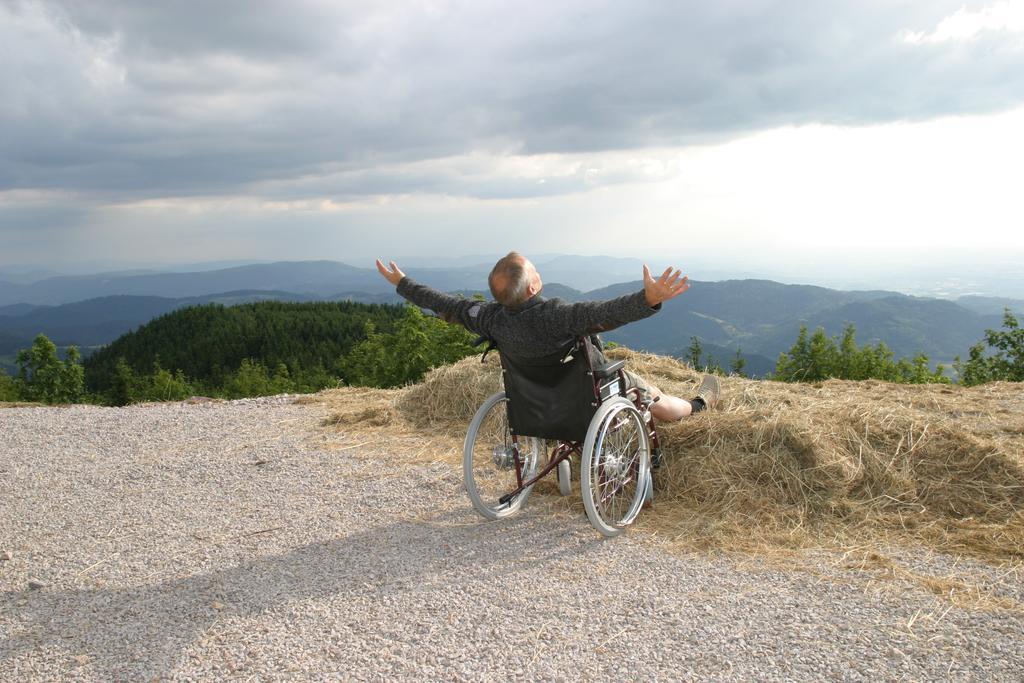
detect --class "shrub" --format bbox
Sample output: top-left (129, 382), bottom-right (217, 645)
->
top-left (0, 368), bottom-right (21, 402)
top-left (775, 324), bottom-right (948, 384)
top-left (16, 334), bottom-right (85, 404)
top-left (220, 359), bottom-right (296, 399)
top-left (955, 309), bottom-right (1024, 385)
top-left (340, 306), bottom-right (478, 388)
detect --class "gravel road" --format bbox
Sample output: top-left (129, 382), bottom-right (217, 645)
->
top-left (2, 397), bottom-right (1022, 681)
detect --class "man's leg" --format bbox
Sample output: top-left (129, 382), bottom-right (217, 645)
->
top-left (623, 371), bottom-right (719, 422)
top-left (647, 384), bottom-right (693, 421)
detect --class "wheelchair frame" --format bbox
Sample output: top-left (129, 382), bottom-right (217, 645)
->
top-left (463, 337), bottom-right (661, 537)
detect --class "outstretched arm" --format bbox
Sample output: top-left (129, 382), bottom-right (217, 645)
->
top-left (374, 258), bottom-right (490, 335)
top-left (558, 263), bottom-right (690, 337)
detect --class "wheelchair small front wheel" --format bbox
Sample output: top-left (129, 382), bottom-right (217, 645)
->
top-left (557, 459), bottom-right (572, 496)
top-left (581, 397), bottom-right (651, 537)
top-left (464, 391), bottom-right (541, 520)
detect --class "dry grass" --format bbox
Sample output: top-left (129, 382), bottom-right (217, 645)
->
top-left (306, 386), bottom-right (464, 468)
top-left (838, 550), bottom-right (1022, 612)
top-left (314, 348), bottom-right (1024, 564)
top-left (308, 347), bottom-right (1024, 600)
top-left (621, 346), bottom-right (1024, 563)
top-left (303, 351), bottom-right (1024, 610)
top-left (398, 352), bottom-right (505, 429)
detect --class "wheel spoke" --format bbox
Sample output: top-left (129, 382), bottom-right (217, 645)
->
top-left (465, 394), bottom-right (539, 519)
top-left (599, 475), bottom-right (634, 505)
top-left (584, 401), bottom-right (649, 533)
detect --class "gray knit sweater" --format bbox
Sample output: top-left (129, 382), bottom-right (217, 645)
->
top-left (395, 277), bottom-right (661, 362)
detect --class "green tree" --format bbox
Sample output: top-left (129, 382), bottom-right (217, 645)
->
top-left (223, 359), bottom-right (276, 398)
top-left (896, 353), bottom-right (949, 385)
top-left (0, 368), bottom-right (21, 402)
top-left (16, 334), bottom-right (85, 404)
top-left (686, 336), bottom-right (703, 370)
top-left (143, 364), bottom-right (194, 402)
top-left (836, 325), bottom-right (862, 379)
top-left (775, 324), bottom-right (947, 384)
top-left (270, 362), bottom-right (295, 394)
top-left (106, 358), bottom-right (197, 405)
top-left (110, 357), bottom-right (139, 406)
top-left (955, 309), bottom-right (1024, 385)
top-left (955, 342), bottom-right (996, 386)
top-left (683, 336), bottom-right (724, 374)
top-left (806, 328), bottom-right (839, 381)
top-left (729, 348), bottom-right (747, 378)
top-left (219, 359), bottom-right (297, 399)
top-left (340, 306), bottom-right (477, 388)
top-left (775, 325), bottom-right (814, 381)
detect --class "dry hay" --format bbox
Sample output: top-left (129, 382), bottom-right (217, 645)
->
top-left (398, 351), bottom-right (504, 428)
top-left (392, 348), bottom-right (1024, 563)
top-left (305, 386), bottom-right (465, 468)
top-left (305, 386), bottom-right (401, 429)
top-left (839, 550), bottom-right (1022, 612)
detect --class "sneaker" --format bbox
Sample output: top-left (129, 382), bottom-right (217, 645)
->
top-left (695, 374), bottom-right (720, 411)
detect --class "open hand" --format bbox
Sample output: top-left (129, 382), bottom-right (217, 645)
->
top-left (642, 264), bottom-right (689, 306)
top-left (375, 259), bottom-right (406, 286)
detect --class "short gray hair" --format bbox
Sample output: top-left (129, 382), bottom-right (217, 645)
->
top-left (489, 252), bottom-right (530, 308)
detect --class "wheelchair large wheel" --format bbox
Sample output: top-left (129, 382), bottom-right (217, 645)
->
top-left (581, 397), bottom-right (651, 537)
top-left (464, 391), bottom-right (542, 520)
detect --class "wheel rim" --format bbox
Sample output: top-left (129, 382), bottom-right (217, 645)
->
top-left (587, 403), bottom-right (648, 531)
top-left (465, 395), bottom-right (539, 517)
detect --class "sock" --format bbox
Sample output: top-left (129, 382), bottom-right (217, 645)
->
top-left (689, 397), bottom-right (707, 414)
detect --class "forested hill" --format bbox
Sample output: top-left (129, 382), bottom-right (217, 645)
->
top-left (83, 300), bottom-right (408, 394)
top-left (0, 291), bottom-right (320, 362)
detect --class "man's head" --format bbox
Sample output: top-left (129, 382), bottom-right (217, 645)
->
top-left (489, 251), bottom-right (542, 309)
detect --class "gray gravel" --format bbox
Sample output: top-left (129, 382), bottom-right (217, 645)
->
top-left (1, 397), bottom-right (1022, 681)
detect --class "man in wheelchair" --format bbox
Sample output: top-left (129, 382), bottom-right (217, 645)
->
top-left (377, 252), bottom-right (719, 536)
top-left (375, 251), bottom-right (720, 421)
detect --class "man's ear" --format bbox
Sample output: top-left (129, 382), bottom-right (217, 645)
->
top-left (526, 267), bottom-right (542, 297)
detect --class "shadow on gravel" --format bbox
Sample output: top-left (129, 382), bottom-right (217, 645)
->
top-left (0, 509), bottom-right (595, 679)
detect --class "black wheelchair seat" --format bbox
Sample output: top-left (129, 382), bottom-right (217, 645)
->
top-left (499, 337), bottom-right (625, 443)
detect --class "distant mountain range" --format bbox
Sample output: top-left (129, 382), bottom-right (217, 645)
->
top-left (1, 259), bottom-right (1022, 378)
top-left (0, 256), bottom-right (652, 307)
top-left (0, 261), bottom-right (388, 307)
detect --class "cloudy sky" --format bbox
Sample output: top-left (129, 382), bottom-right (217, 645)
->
top-left (2, 0), bottom-right (1023, 279)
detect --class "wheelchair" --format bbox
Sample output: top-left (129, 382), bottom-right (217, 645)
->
top-left (463, 336), bottom-right (661, 537)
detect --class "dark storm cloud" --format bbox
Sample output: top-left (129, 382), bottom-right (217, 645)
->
top-left (2, 0), bottom-right (1023, 201)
